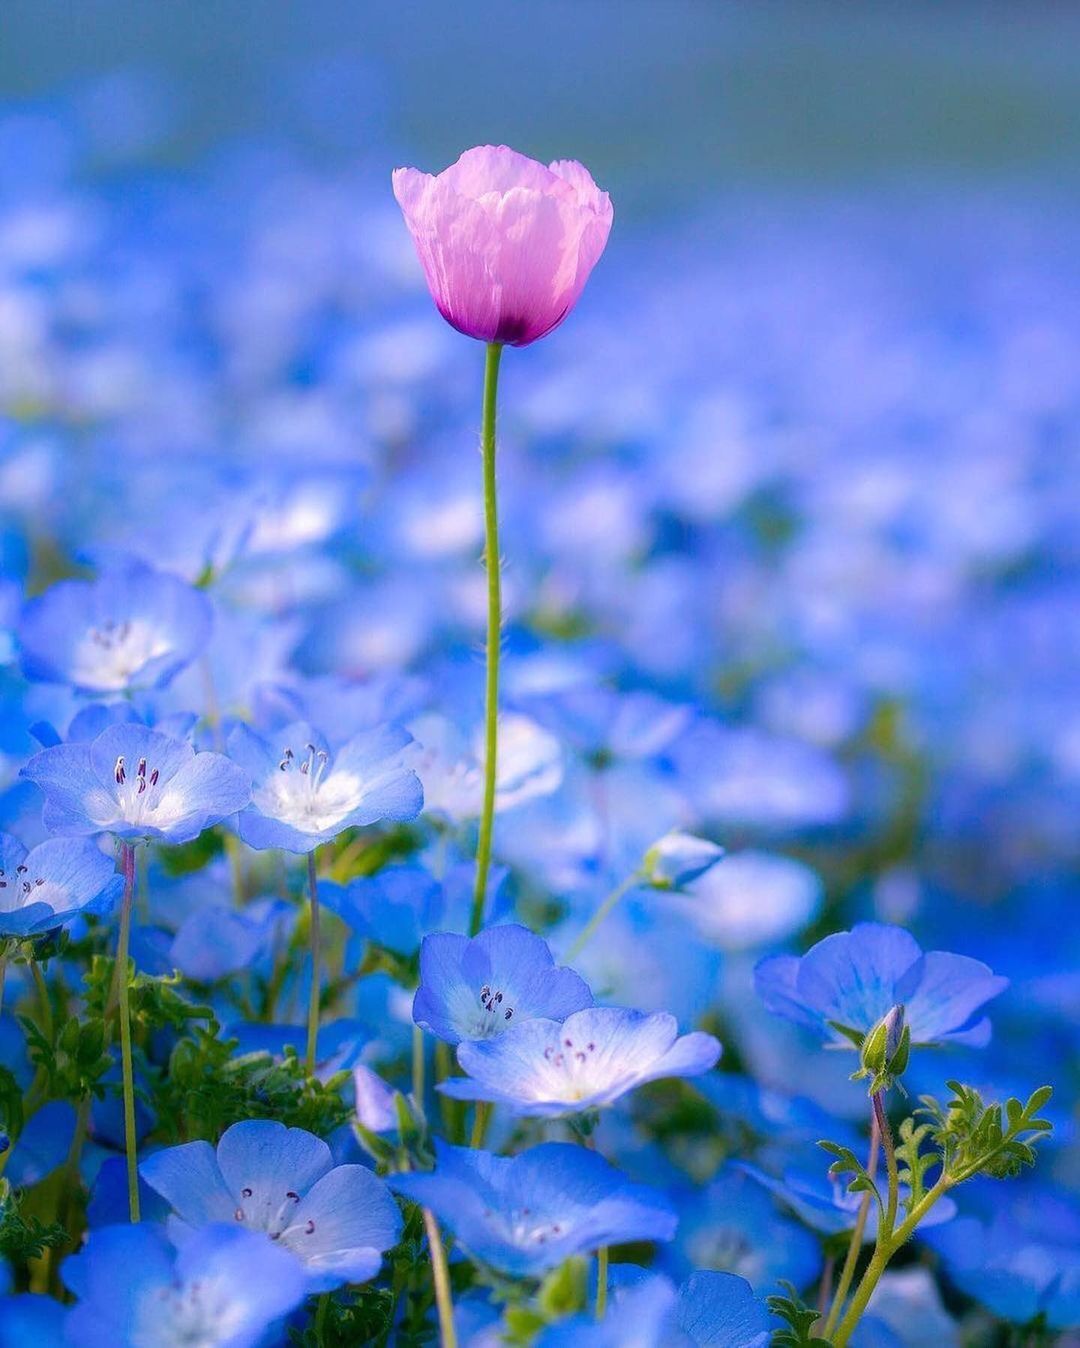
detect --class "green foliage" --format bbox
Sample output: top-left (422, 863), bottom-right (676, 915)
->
top-left (768, 1282), bottom-right (833, 1346)
top-left (0, 1181), bottom-right (67, 1263)
top-left (148, 1029), bottom-right (352, 1143)
top-left (817, 1140), bottom-right (881, 1212)
top-left (918, 1082), bottom-right (1053, 1183)
top-left (893, 1116), bottom-right (937, 1217)
top-left (21, 1012), bottom-right (112, 1103)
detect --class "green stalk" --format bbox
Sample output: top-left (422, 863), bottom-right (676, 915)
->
top-left (412, 1024), bottom-right (426, 1105)
top-left (596, 1245), bottom-right (609, 1318)
top-left (306, 851), bottom-right (322, 1077)
top-left (822, 1095), bottom-right (881, 1338)
top-left (567, 871), bottom-right (642, 960)
top-left (469, 341), bottom-right (504, 937)
top-left (117, 841), bottom-right (140, 1221)
top-left (422, 1206), bottom-right (459, 1348)
top-left (30, 961), bottom-right (54, 1041)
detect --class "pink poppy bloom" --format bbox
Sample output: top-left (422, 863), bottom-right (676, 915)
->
top-left (392, 144), bottom-right (613, 347)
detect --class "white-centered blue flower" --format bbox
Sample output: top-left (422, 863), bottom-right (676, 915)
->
top-left (227, 719), bottom-right (423, 852)
top-left (20, 723), bottom-right (250, 845)
top-left (139, 1119), bottom-right (402, 1291)
top-left (439, 1006), bottom-right (721, 1117)
top-left (412, 924), bottom-right (593, 1045)
top-left (62, 1221), bottom-right (307, 1348)
top-left (0, 831), bottom-right (122, 937)
top-left (18, 557), bottom-right (212, 695)
top-left (390, 1141), bottom-right (676, 1276)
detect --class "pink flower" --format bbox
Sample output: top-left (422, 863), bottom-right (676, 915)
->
top-left (392, 144), bottom-right (613, 347)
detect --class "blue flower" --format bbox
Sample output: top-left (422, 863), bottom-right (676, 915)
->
top-left (139, 1119), bottom-right (402, 1291)
top-left (390, 1141), bottom-right (676, 1276)
top-left (0, 831), bottom-right (122, 937)
top-left (20, 723), bottom-right (250, 844)
top-left (538, 1270), bottom-right (774, 1347)
top-left (18, 557), bottom-right (212, 694)
top-left (62, 1221), bottom-right (307, 1348)
top-left (754, 922), bottom-right (1008, 1049)
top-left (227, 720), bottom-right (422, 852)
top-left (413, 924), bottom-right (593, 1045)
top-left (0, 1293), bottom-right (67, 1347)
top-left (439, 1007), bottom-right (721, 1117)
top-left (678, 850), bottom-right (822, 951)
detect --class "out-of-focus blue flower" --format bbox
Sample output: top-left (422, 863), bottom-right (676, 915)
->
top-left (139, 1118), bottom-right (401, 1290)
top-left (0, 831), bottom-right (121, 936)
top-left (860, 1268), bottom-right (959, 1347)
top-left (754, 922), bottom-right (1008, 1048)
top-left (169, 897), bottom-right (292, 982)
top-left (668, 1164), bottom-right (821, 1294)
top-left (922, 1183), bottom-right (1080, 1330)
top-left (86, 1155), bottom-right (171, 1229)
top-left (740, 1160), bottom-right (955, 1239)
top-left (439, 1007), bottom-right (720, 1117)
top-left (4, 1101), bottom-right (77, 1188)
top-left (642, 830), bottom-right (724, 891)
top-left (0, 1293), bottom-right (67, 1347)
top-left (353, 1064), bottom-right (398, 1134)
top-left (538, 1269), bottom-right (774, 1347)
top-left (677, 851), bottom-right (821, 951)
top-left (18, 558), bottom-right (212, 694)
top-left (62, 1221), bottom-right (307, 1347)
top-left (412, 924), bottom-right (593, 1045)
top-left (390, 1141), bottom-right (675, 1276)
top-left (228, 719), bottom-right (422, 852)
top-left (21, 723), bottom-right (250, 844)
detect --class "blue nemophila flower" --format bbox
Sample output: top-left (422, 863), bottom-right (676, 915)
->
top-left (390, 1141), bottom-right (676, 1276)
top-left (0, 831), bottom-right (121, 937)
top-left (754, 922), bottom-right (1008, 1049)
top-left (439, 1007), bottom-right (721, 1117)
top-left (538, 1269), bottom-right (773, 1347)
top-left (139, 1119), bottom-right (401, 1290)
top-left (0, 1293), bottom-right (66, 1347)
top-left (18, 557), bottom-right (211, 694)
top-left (62, 1221), bottom-right (307, 1348)
top-left (412, 924), bottom-right (593, 1045)
top-left (21, 723), bottom-right (250, 844)
top-left (227, 720), bottom-right (422, 852)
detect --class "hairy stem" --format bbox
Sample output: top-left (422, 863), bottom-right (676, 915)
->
top-left (422, 1206), bottom-right (459, 1348)
top-left (470, 340), bottom-right (504, 937)
top-left (117, 841), bottom-right (140, 1222)
top-left (822, 1095), bottom-right (881, 1338)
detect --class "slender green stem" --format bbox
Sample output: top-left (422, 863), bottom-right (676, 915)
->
top-left (30, 962), bottom-right (54, 1041)
top-left (306, 851), bottom-right (322, 1077)
top-left (117, 841), bottom-right (140, 1222)
top-left (422, 1206), bottom-right (459, 1348)
top-left (596, 1246), bottom-right (609, 1318)
top-left (412, 1024), bottom-right (426, 1105)
top-left (315, 1292), bottom-right (331, 1341)
top-left (566, 871), bottom-right (642, 961)
top-left (0, 955), bottom-right (6, 1016)
top-left (469, 1101), bottom-right (491, 1150)
top-left (822, 1097), bottom-right (881, 1338)
top-left (873, 1092), bottom-right (899, 1238)
top-left (470, 340), bottom-right (504, 938)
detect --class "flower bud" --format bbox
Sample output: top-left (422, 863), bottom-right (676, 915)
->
top-left (643, 830), bottom-right (724, 891)
top-left (855, 1003), bottom-right (909, 1094)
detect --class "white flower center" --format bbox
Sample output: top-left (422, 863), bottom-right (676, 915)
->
top-left (0, 862), bottom-right (50, 913)
top-left (254, 742), bottom-right (364, 834)
top-left (132, 1277), bottom-right (251, 1347)
top-left (70, 618), bottom-right (173, 690)
top-left (528, 1031), bottom-right (622, 1104)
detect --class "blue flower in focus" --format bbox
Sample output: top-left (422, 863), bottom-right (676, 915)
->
top-left (62, 1221), bottom-right (307, 1348)
top-left (21, 723), bottom-right (250, 844)
top-left (538, 1269), bottom-right (774, 1347)
top-left (0, 831), bottom-right (122, 936)
top-left (439, 1007), bottom-right (721, 1117)
top-left (18, 558), bottom-right (211, 694)
top-left (139, 1118), bottom-right (401, 1290)
top-left (390, 1141), bottom-right (676, 1276)
top-left (754, 922), bottom-right (1008, 1049)
top-left (413, 924), bottom-right (593, 1045)
top-left (227, 720), bottom-right (422, 852)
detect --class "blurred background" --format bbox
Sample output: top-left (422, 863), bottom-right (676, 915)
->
top-left (0, 1), bottom-right (1077, 1092)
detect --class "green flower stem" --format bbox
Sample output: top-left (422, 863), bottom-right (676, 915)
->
top-left (470, 340), bottom-right (504, 938)
top-left (567, 870), bottom-right (643, 961)
top-left (30, 961), bottom-right (53, 1041)
top-left (0, 955), bottom-right (6, 1015)
top-left (596, 1245), bottom-right (609, 1318)
top-left (822, 1095), bottom-right (881, 1339)
top-left (306, 851), bottom-right (322, 1077)
top-left (421, 1206), bottom-right (459, 1348)
top-left (469, 1100), bottom-right (491, 1149)
top-left (117, 840), bottom-right (141, 1222)
top-left (873, 1091), bottom-right (899, 1237)
top-left (412, 1024), bottom-right (426, 1105)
